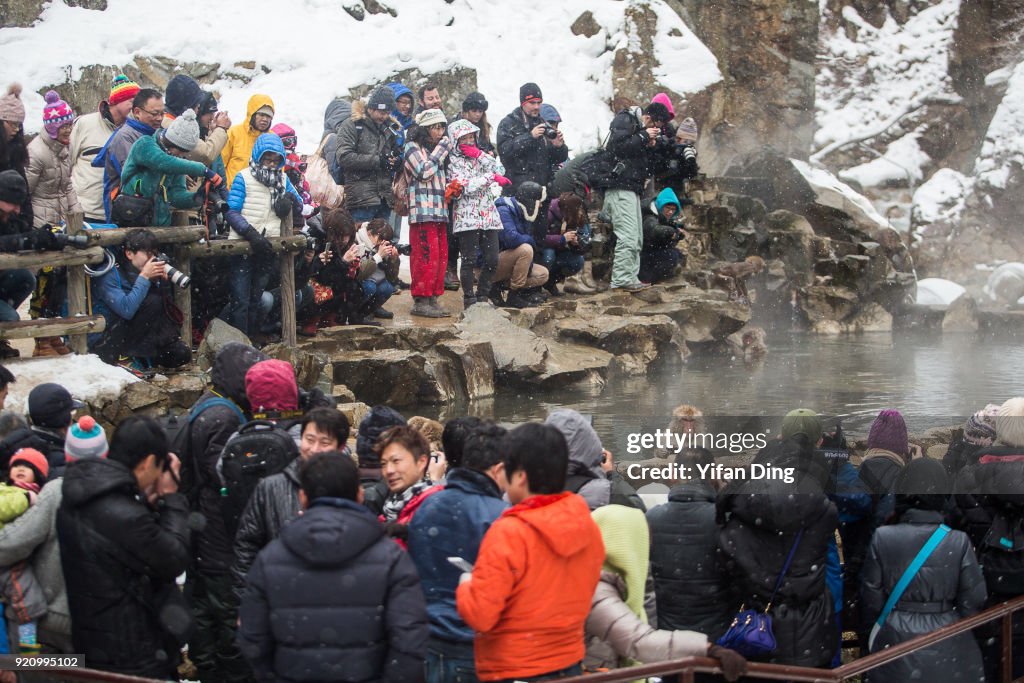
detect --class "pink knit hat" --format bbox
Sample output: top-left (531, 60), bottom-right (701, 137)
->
top-left (0, 83), bottom-right (25, 124)
top-left (651, 93), bottom-right (675, 120)
top-left (42, 90), bottom-right (76, 139)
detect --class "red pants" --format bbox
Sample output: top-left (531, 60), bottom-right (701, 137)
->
top-left (410, 221), bottom-right (448, 297)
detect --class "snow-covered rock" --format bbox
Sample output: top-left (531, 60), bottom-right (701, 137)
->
top-left (916, 278), bottom-right (966, 306)
top-left (839, 133), bottom-right (930, 189)
top-left (791, 159), bottom-right (890, 232)
top-left (983, 263), bottom-right (1024, 305)
top-left (4, 354), bottom-right (139, 417)
top-left (975, 58), bottom-right (1024, 191)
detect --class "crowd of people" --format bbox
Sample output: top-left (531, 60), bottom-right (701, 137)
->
top-left (0, 74), bottom-right (700, 371)
top-left (0, 347), bottom-right (1018, 682)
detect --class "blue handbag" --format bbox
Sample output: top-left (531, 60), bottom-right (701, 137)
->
top-left (717, 528), bottom-right (804, 658)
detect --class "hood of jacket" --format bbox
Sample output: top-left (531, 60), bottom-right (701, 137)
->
top-left (504, 491), bottom-right (598, 558)
top-left (546, 409), bottom-right (604, 477)
top-left (280, 497), bottom-right (383, 566)
top-left (356, 405), bottom-right (407, 468)
top-left (270, 122), bottom-right (295, 140)
top-left (61, 458), bottom-right (139, 508)
top-left (655, 187), bottom-right (681, 214)
top-left (250, 133), bottom-right (287, 168)
top-left (667, 479), bottom-right (716, 504)
top-left (323, 98), bottom-right (352, 134)
top-left (387, 83), bottom-right (413, 103)
top-left (210, 342), bottom-right (269, 408)
top-left (387, 83), bottom-right (414, 128)
top-left (448, 118), bottom-right (479, 146)
top-left (444, 467), bottom-right (504, 499)
top-left (246, 94), bottom-right (275, 126)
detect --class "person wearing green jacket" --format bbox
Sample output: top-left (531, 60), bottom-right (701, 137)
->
top-left (119, 109), bottom-right (222, 227)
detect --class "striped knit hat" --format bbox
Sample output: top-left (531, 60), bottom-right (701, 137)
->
top-left (676, 117), bottom-right (699, 145)
top-left (109, 74), bottom-right (140, 107)
top-left (64, 415), bottom-right (109, 462)
top-left (42, 90), bottom-right (75, 139)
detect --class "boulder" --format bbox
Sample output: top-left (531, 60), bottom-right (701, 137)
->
top-left (797, 285), bottom-right (860, 324)
top-left (942, 293), bottom-right (979, 332)
top-left (436, 341), bottom-right (496, 401)
top-left (458, 305), bottom-right (547, 380)
top-left (261, 343), bottom-right (329, 390)
top-left (332, 349), bottom-right (431, 407)
top-left (841, 303), bottom-right (893, 333)
top-left (558, 315), bottom-right (679, 375)
top-left (332, 384), bottom-right (357, 403)
top-left (571, 10), bottom-right (603, 38)
top-left (336, 402), bottom-right (371, 433)
top-left (639, 293), bottom-right (750, 343)
top-left (152, 372), bottom-right (207, 410)
top-left (531, 342), bottom-right (613, 390)
top-left (196, 319), bottom-right (252, 372)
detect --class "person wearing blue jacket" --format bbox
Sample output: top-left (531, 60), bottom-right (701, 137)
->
top-left (492, 182), bottom-right (549, 308)
top-left (387, 82), bottom-right (415, 147)
top-left (221, 132), bottom-right (303, 336)
top-left (407, 422), bottom-right (509, 683)
top-left (90, 228), bottom-right (190, 371)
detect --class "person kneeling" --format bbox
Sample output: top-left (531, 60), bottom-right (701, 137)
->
top-left (354, 219), bottom-right (400, 322)
top-left (91, 228), bottom-right (190, 372)
top-left (639, 187), bottom-right (687, 285)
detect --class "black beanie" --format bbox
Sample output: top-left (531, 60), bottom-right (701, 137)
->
top-left (462, 91), bottom-right (488, 112)
top-left (165, 75), bottom-right (204, 117)
top-left (0, 170), bottom-right (27, 206)
top-left (895, 457), bottom-right (950, 513)
top-left (519, 82), bottom-right (542, 103)
top-left (356, 405), bottom-right (407, 468)
top-left (645, 102), bottom-right (671, 123)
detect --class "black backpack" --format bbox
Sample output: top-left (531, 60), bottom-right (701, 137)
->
top-left (217, 420), bottom-right (299, 537)
top-left (979, 510), bottom-right (1024, 596)
top-left (160, 397), bottom-right (247, 507)
top-left (577, 109), bottom-right (643, 191)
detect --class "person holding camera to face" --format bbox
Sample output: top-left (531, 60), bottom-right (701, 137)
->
top-left (353, 218), bottom-right (400, 321)
top-left (90, 228), bottom-right (191, 373)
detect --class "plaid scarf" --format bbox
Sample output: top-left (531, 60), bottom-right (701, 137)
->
top-left (249, 161), bottom-right (286, 203)
top-left (381, 479), bottom-right (433, 522)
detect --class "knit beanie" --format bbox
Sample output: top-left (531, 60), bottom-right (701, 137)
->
top-left (644, 101), bottom-right (671, 123)
top-left (0, 83), bottom-right (25, 124)
top-left (651, 92), bottom-right (676, 120)
top-left (592, 505), bottom-right (649, 623)
top-left (165, 75), bottom-right (204, 117)
top-left (676, 117), bottom-right (699, 144)
top-left (164, 109), bottom-right (200, 151)
top-left (867, 409), bottom-right (909, 455)
top-left (9, 447), bottom-right (49, 482)
top-left (356, 405), bottom-right (406, 468)
top-left (245, 359), bottom-right (299, 413)
top-left (996, 397), bottom-right (1024, 449)
top-left (964, 404), bottom-right (1000, 447)
top-left (64, 415), bottom-right (109, 462)
top-left (519, 82), bottom-right (542, 103)
top-left (414, 108), bottom-right (446, 129)
top-left (42, 90), bottom-right (75, 139)
top-left (0, 170), bottom-right (28, 205)
top-left (368, 86), bottom-right (396, 113)
top-left (462, 91), bottom-right (488, 112)
top-left (539, 103), bottom-right (561, 123)
top-left (108, 75), bottom-right (140, 107)
top-left (781, 408), bottom-right (823, 445)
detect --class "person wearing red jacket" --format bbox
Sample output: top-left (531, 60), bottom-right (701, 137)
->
top-left (457, 423), bottom-right (604, 682)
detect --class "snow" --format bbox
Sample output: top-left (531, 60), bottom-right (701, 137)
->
top-left (983, 263), bottom-right (1024, 304)
top-left (975, 58), bottom-right (1024, 191)
top-left (815, 0), bottom-right (960, 149)
top-left (790, 159), bottom-right (890, 230)
top-left (839, 133), bottom-right (930, 188)
top-left (3, 353), bottom-right (140, 417)
top-left (916, 278), bottom-right (966, 306)
top-left (913, 167), bottom-right (972, 224)
top-left (0, 0), bottom-right (721, 153)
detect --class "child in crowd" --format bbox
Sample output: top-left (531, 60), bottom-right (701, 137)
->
top-left (0, 448), bottom-right (50, 654)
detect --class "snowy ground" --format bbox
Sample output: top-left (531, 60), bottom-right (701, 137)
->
top-left (0, 0), bottom-right (721, 154)
top-left (3, 353), bottom-right (139, 416)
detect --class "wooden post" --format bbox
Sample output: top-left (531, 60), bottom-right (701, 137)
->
top-left (280, 213), bottom-right (297, 347)
top-left (65, 213), bottom-right (88, 354)
top-left (174, 243), bottom-right (192, 348)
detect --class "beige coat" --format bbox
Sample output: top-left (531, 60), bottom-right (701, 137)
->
top-left (69, 111), bottom-right (116, 220)
top-left (27, 134), bottom-right (81, 227)
top-left (584, 571), bottom-right (708, 671)
top-left (160, 116), bottom-right (227, 167)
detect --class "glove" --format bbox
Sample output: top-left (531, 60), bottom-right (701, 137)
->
top-left (24, 227), bottom-right (58, 251)
top-left (379, 154), bottom-right (398, 172)
top-left (203, 168), bottom-right (223, 188)
top-left (445, 180), bottom-right (464, 203)
top-left (493, 174), bottom-right (511, 187)
top-left (273, 195), bottom-right (293, 219)
top-left (245, 230), bottom-right (275, 260)
top-left (383, 521), bottom-right (408, 541)
top-left (708, 645), bottom-right (747, 682)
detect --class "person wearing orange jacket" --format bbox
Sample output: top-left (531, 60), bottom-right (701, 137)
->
top-left (456, 422), bottom-right (604, 682)
top-left (221, 94), bottom-right (274, 187)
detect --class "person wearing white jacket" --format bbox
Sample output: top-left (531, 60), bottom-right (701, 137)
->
top-left (446, 118), bottom-right (510, 309)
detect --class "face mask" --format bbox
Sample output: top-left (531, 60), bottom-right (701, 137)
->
top-left (459, 143), bottom-right (481, 159)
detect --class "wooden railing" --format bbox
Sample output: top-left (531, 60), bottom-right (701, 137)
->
top-left (0, 212), bottom-right (304, 355)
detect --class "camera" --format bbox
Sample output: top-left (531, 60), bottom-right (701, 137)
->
top-left (55, 233), bottom-right (90, 248)
top-left (666, 143), bottom-right (698, 177)
top-left (156, 253), bottom-right (191, 289)
top-left (303, 221), bottom-right (326, 254)
top-left (542, 123), bottom-right (559, 140)
top-left (396, 243), bottom-right (412, 257)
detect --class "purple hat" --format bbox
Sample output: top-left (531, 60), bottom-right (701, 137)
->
top-left (867, 409), bottom-right (908, 455)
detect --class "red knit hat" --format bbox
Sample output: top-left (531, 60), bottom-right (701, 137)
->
top-left (245, 359), bottom-right (298, 414)
top-left (108, 75), bottom-right (140, 107)
top-left (10, 447), bottom-right (49, 482)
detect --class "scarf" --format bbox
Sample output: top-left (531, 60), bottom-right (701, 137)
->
top-left (459, 143), bottom-right (482, 159)
top-left (249, 161), bottom-right (286, 203)
top-left (381, 478), bottom-right (432, 522)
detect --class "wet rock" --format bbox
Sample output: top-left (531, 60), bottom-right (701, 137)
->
top-left (558, 315), bottom-right (678, 375)
top-left (196, 319), bottom-right (252, 372)
top-left (841, 303), bottom-right (893, 333)
top-left (532, 342), bottom-right (613, 390)
top-left (262, 344), bottom-right (328, 390)
top-left (458, 305), bottom-right (547, 379)
top-left (333, 384), bottom-right (356, 403)
top-left (436, 341), bottom-right (496, 401)
top-left (571, 10), bottom-right (603, 38)
top-left (942, 293), bottom-right (979, 332)
top-left (639, 293), bottom-right (750, 343)
top-left (153, 372), bottom-right (206, 410)
top-left (332, 349), bottom-right (430, 407)
top-left (797, 285), bottom-right (860, 325)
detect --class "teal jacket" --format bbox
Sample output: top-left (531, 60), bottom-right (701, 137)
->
top-left (120, 133), bottom-right (206, 226)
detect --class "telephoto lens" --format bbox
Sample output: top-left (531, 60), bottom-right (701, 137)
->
top-left (54, 233), bottom-right (91, 248)
top-left (157, 253), bottom-right (192, 289)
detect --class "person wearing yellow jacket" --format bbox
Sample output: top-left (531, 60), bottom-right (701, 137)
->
top-left (222, 94), bottom-right (274, 187)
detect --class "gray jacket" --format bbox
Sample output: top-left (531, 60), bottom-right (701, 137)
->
top-left (0, 479), bottom-right (70, 640)
top-left (335, 111), bottom-right (399, 210)
top-left (584, 571), bottom-right (707, 671)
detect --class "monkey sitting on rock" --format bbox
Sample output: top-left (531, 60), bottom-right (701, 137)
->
top-left (711, 256), bottom-right (764, 303)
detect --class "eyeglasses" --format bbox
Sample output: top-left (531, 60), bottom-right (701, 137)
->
top-left (280, 135), bottom-right (297, 148)
top-left (139, 108), bottom-right (165, 118)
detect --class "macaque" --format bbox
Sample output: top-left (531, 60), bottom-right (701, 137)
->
top-left (712, 255), bottom-right (764, 303)
top-left (726, 325), bottom-right (768, 360)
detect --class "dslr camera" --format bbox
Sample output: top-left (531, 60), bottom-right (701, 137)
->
top-left (666, 143), bottom-right (698, 177)
top-left (542, 123), bottom-right (559, 140)
top-left (55, 233), bottom-right (90, 248)
top-left (156, 253), bottom-right (191, 289)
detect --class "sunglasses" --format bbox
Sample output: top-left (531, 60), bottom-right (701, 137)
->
top-left (288, 161), bottom-right (308, 173)
top-left (280, 135), bottom-right (297, 148)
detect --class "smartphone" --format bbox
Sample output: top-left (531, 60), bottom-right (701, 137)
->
top-left (447, 557), bottom-right (474, 573)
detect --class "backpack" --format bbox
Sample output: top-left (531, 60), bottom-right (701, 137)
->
top-left (392, 161), bottom-right (412, 217)
top-left (978, 510), bottom-right (1024, 596)
top-left (216, 420), bottom-right (299, 538)
top-left (330, 123), bottom-right (366, 186)
top-left (578, 109), bottom-right (643, 190)
top-left (162, 397), bottom-right (247, 507)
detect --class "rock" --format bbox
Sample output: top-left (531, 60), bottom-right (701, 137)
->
top-left (436, 341), bottom-right (496, 401)
top-left (841, 303), bottom-right (893, 333)
top-left (343, 3), bottom-right (365, 20)
top-left (196, 319), bottom-right (252, 371)
top-left (639, 293), bottom-right (750, 343)
top-left (261, 344), bottom-right (328, 390)
top-left (336, 402), bottom-right (371, 433)
top-left (797, 286), bottom-right (860, 325)
top-left (942, 293), bottom-right (979, 332)
top-left (611, 3), bottom-right (687, 117)
top-left (558, 315), bottom-right (678, 375)
top-left (571, 10), bottom-right (602, 37)
top-left (0, 0), bottom-right (44, 27)
top-left (332, 384), bottom-right (356, 403)
top-left (532, 342), bottom-right (613, 390)
top-left (392, 324), bottom-right (459, 350)
top-left (363, 0), bottom-right (397, 17)
top-left (332, 349), bottom-right (431, 407)
top-left (458, 306), bottom-right (547, 379)
top-left (152, 372), bottom-right (206, 410)
top-left (123, 381), bottom-right (168, 413)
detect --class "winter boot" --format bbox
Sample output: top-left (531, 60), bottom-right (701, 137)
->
top-left (522, 287), bottom-right (547, 305)
top-left (374, 307), bottom-right (394, 319)
top-left (411, 296), bottom-right (445, 318)
top-left (505, 289), bottom-right (533, 309)
top-left (543, 279), bottom-right (563, 297)
top-left (463, 295), bottom-right (477, 309)
top-left (487, 284), bottom-right (506, 307)
top-left (580, 261), bottom-right (607, 292)
top-left (51, 336), bottom-right (72, 355)
top-left (0, 340), bottom-right (18, 359)
top-left (429, 295), bottom-right (452, 317)
top-left (444, 267), bottom-right (461, 291)
top-left (563, 273), bottom-right (596, 295)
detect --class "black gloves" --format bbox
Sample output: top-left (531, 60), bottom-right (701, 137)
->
top-left (245, 230), bottom-right (275, 260)
top-left (24, 227), bottom-right (58, 251)
top-left (708, 644), bottom-right (747, 682)
top-left (380, 154), bottom-right (398, 173)
top-left (273, 195), bottom-right (293, 219)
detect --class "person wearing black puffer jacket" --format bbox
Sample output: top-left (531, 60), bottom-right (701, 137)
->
top-left (495, 83), bottom-right (567, 197)
top-left (717, 436), bottom-right (839, 668)
top-left (237, 451), bottom-right (428, 682)
top-left (184, 341), bottom-right (267, 683)
top-left (57, 416), bottom-right (191, 679)
top-left (647, 448), bottom-right (736, 641)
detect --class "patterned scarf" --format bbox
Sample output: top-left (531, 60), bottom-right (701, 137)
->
top-left (249, 161), bottom-right (286, 203)
top-left (381, 478), bottom-right (433, 522)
